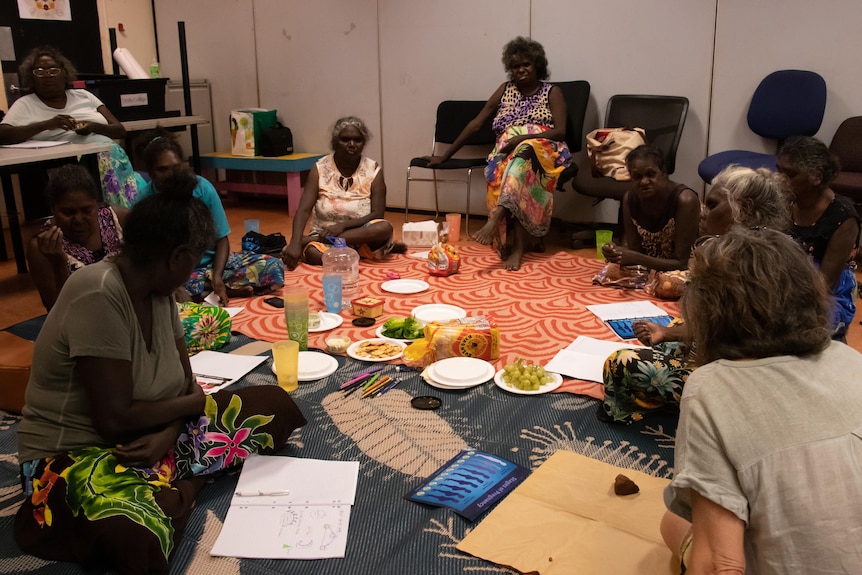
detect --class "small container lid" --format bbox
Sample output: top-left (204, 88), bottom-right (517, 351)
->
top-left (352, 317), bottom-right (376, 327)
top-left (411, 396), bottom-right (442, 410)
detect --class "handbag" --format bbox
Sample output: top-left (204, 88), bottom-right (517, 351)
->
top-left (259, 122), bottom-right (294, 157)
top-left (585, 127), bottom-right (647, 181)
top-left (242, 231), bottom-right (287, 255)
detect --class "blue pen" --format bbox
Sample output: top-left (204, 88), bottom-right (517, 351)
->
top-left (375, 377), bottom-right (401, 396)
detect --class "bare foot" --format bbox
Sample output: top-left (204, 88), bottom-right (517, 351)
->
top-left (472, 220), bottom-right (497, 245)
top-left (389, 241), bottom-right (408, 254)
top-left (227, 285), bottom-right (254, 298)
top-left (503, 249), bottom-right (524, 271)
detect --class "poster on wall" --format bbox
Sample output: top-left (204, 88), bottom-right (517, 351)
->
top-left (17, 0), bottom-right (71, 21)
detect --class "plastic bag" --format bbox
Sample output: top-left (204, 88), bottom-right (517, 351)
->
top-left (427, 242), bottom-right (460, 276)
top-left (644, 269), bottom-right (689, 300)
top-left (423, 315), bottom-right (500, 361)
top-left (592, 263), bottom-right (649, 290)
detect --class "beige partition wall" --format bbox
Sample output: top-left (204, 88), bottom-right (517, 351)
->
top-left (709, 0), bottom-right (862, 156)
top-left (151, 0), bottom-right (862, 221)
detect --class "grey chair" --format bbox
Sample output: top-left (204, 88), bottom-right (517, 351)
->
top-left (566, 94), bottom-right (689, 242)
top-left (404, 100), bottom-right (495, 229)
top-left (553, 80), bottom-right (591, 190)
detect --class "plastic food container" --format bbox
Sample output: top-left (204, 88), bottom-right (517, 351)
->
top-left (308, 310), bottom-right (321, 329)
top-left (351, 297), bottom-right (384, 318)
top-left (326, 335), bottom-right (351, 354)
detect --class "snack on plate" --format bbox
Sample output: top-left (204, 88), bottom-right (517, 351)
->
top-left (354, 340), bottom-right (402, 359)
top-left (428, 242), bottom-right (460, 277)
top-left (351, 297), bottom-right (384, 318)
top-left (423, 315), bottom-right (499, 361)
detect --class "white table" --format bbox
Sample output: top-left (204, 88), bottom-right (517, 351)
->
top-left (0, 142), bottom-right (112, 274)
top-left (121, 114), bottom-right (208, 132)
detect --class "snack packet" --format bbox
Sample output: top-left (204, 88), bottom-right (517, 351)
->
top-left (423, 315), bottom-right (500, 361)
top-left (592, 263), bottom-right (648, 290)
top-left (644, 269), bottom-right (689, 300)
top-left (428, 242), bottom-right (460, 277)
top-left (403, 338), bottom-right (434, 368)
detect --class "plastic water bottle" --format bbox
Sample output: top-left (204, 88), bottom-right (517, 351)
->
top-left (321, 237), bottom-right (360, 310)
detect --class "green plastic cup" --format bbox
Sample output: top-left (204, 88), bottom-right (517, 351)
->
top-left (595, 230), bottom-right (614, 260)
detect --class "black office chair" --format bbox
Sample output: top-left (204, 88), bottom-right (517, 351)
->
top-left (404, 100), bottom-right (495, 228)
top-left (566, 94), bottom-right (689, 242)
top-left (553, 80), bottom-right (591, 190)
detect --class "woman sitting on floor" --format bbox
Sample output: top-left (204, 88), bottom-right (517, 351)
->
top-left (27, 164), bottom-right (232, 353)
top-left (0, 46), bottom-right (144, 210)
top-left (661, 227), bottom-right (862, 574)
top-left (14, 183), bottom-right (307, 574)
top-left (599, 166), bottom-right (790, 424)
top-left (426, 36), bottom-right (570, 271)
top-left (601, 145), bottom-right (701, 271)
top-left (777, 136), bottom-right (860, 342)
top-left (281, 116), bottom-right (405, 269)
top-left (137, 129), bottom-right (284, 304)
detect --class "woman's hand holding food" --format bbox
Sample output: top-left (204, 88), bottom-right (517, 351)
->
top-left (35, 225), bottom-right (66, 262)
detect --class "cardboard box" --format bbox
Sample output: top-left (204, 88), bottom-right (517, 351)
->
top-left (351, 297), bottom-right (384, 318)
top-left (402, 220), bottom-right (440, 247)
top-left (0, 332), bottom-right (34, 414)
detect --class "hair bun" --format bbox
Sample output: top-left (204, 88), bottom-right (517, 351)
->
top-left (157, 168), bottom-right (198, 201)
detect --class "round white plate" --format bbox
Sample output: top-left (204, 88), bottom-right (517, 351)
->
top-left (411, 304), bottom-right (467, 325)
top-left (271, 351), bottom-right (340, 381)
top-left (375, 325), bottom-right (422, 343)
top-left (424, 376), bottom-right (465, 390)
top-left (381, 279), bottom-right (430, 294)
top-left (493, 369), bottom-right (563, 395)
top-left (309, 312), bottom-right (343, 333)
top-left (427, 357), bottom-right (495, 388)
top-left (346, 338), bottom-right (406, 362)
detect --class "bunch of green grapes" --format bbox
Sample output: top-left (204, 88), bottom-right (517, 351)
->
top-left (501, 358), bottom-right (554, 391)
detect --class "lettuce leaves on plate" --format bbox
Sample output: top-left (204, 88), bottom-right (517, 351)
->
top-left (382, 317), bottom-right (423, 340)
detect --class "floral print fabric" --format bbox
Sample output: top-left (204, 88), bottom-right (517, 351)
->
top-left (600, 341), bottom-right (692, 424)
top-left (176, 302), bottom-right (232, 353)
top-left (185, 251), bottom-right (284, 298)
top-left (485, 124), bottom-right (570, 251)
top-left (98, 143), bottom-right (146, 208)
top-left (15, 386), bottom-right (306, 572)
top-left (42, 205), bottom-right (123, 273)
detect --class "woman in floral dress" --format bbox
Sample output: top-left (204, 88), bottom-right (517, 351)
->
top-left (15, 180), bottom-right (307, 573)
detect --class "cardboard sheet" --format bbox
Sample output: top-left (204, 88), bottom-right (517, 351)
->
top-left (457, 450), bottom-right (675, 575)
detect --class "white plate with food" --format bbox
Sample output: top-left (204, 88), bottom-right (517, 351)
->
top-left (493, 369), bottom-right (563, 395)
top-left (309, 312), bottom-right (343, 333)
top-left (271, 351), bottom-right (340, 381)
top-left (381, 279), bottom-right (430, 294)
top-left (375, 325), bottom-right (422, 343)
top-left (411, 303), bottom-right (467, 325)
top-left (427, 357), bottom-right (495, 389)
top-left (347, 338), bottom-right (407, 362)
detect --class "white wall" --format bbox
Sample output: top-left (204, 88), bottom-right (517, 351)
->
top-left (99, 0), bottom-right (157, 75)
top-left (710, 0), bottom-right (862, 155)
top-left (142, 0), bottom-right (862, 221)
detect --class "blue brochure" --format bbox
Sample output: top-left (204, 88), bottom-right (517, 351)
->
top-left (605, 315), bottom-right (674, 340)
top-left (404, 449), bottom-right (530, 521)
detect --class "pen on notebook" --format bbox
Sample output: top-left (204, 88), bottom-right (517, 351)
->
top-left (194, 373), bottom-right (231, 382)
top-left (234, 490), bottom-right (291, 497)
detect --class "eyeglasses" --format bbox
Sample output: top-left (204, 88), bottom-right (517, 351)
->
top-left (32, 67), bottom-right (63, 78)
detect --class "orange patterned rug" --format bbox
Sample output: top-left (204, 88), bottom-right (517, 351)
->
top-left (230, 243), bottom-right (680, 398)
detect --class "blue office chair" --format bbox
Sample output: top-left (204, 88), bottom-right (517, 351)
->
top-left (698, 69), bottom-right (827, 183)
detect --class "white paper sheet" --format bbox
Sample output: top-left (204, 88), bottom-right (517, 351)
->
top-left (585, 301), bottom-right (668, 321)
top-left (0, 140), bottom-right (70, 149)
top-left (544, 336), bottom-right (647, 382)
top-left (188, 350), bottom-right (267, 394)
top-left (203, 292), bottom-right (245, 317)
top-left (211, 455), bottom-right (360, 559)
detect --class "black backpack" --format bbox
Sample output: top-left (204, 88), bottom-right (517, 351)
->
top-left (259, 123), bottom-right (294, 157)
top-left (242, 231), bottom-right (287, 255)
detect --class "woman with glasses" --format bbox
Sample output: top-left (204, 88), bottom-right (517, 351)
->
top-left (661, 228), bottom-right (862, 574)
top-left (777, 136), bottom-right (859, 342)
top-left (0, 46), bottom-right (144, 211)
top-left (599, 166), bottom-right (791, 424)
